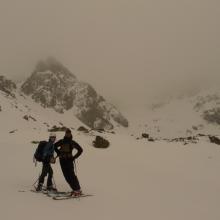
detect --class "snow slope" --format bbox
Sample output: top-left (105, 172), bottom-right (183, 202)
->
top-left (0, 89), bottom-right (88, 135)
top-left (1, 78), bottom-right (220, 220)
top-left (0, 125), bottom-right (220, 220)
top-left (127, 87), bottom-right (220, 139)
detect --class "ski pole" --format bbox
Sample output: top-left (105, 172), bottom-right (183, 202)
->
top-left (52, 176), bottom-right (57, 189)
top-left (32, 175), bottom-right (40, 187)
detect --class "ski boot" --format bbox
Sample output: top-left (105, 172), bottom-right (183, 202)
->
top-left (71, 190), bottom-right (82, 197)
top-left (47, 185), bottom-right (57, 192)
top-left (35, 183), bottom-right (43, 192)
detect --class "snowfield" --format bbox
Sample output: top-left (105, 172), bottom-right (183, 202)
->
top-left (1, 83), bottom-right (220, 220)
top-left (0, 130), bottom-right (220, 220)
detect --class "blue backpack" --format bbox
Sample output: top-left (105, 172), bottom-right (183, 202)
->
top-left (34, 141), bottom-right (47, 162)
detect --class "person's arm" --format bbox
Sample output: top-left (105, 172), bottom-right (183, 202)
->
top-left (72, 140), bottom-right (83, 160)
top-left (54, 139), bottom-right (63, 156)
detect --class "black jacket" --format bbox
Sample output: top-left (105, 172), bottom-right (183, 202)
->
top-left (54, 137), bottom-right (83, 160)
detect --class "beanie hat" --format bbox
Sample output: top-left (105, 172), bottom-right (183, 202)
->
top-left (65, 128), bottom-right (72, 134)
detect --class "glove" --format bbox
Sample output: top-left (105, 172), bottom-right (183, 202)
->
top-left (71, 156), bottom-right (76, 161)
top-left (50, 157), bottom-right (56, 164)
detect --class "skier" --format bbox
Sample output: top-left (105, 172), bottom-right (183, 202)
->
top-left (35, 133), bottom-right (57, 191)
top-left (54, 128), bottom-right (83, 196)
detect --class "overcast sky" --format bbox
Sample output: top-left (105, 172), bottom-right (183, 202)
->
top-left (0, 0), bottom-right (219, 113)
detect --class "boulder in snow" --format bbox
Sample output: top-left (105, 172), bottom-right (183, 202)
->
top-left (93, 136), bottom-right (110, 148)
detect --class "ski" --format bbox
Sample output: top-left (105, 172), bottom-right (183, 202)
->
top-left (31, 189), bottom-right (70, 197)
top-left (30, 189), bottom-right (47, 194)
top-left (46, 191), bottom-right (71, 197)
top-left (52, 194), bottom-right (93, 200)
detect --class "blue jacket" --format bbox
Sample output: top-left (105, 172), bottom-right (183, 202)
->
top-left (42, 141), bottom-right (54, 159)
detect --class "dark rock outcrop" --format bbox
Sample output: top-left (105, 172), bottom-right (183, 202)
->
top-left (77, 126), bottom-right (89, 133)
top-left (23, 115), bottom-right (37, 121)
top-left (209, 135), bottom-right (220, 145)
top-left (166, 136), bottom-right (199, 144)
top-left (9, 129), bottom-right (18, 134)
top-left (142, 133), bottom-right (149, 138)
top-left (0, 75), bottom-right (16, 97)
top-left (148, 137), bottom-right (155, 142)
top-left (93, 136), bottom-right (110, 148)
top-left (48, 125), bottom-right (67, 132)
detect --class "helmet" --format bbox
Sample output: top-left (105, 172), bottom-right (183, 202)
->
top-left (49, 132), bottom-right (56, 138)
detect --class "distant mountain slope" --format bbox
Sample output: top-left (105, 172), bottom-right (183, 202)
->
top-left (131, 87), bottom-right (220, 138)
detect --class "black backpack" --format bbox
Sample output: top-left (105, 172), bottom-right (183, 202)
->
top-left (34, 141), bottom-right (47, 162)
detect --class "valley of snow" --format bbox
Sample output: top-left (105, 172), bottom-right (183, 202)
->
top-left (1, 94), bottom-right (220, 219)
top-left (1, 130), bottom-right (220, 220)
top-left (1, 78), bottom-right (220, 219)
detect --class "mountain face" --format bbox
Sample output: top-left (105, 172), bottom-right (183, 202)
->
top-left (0, 75), bottom-right (16, 97)
top-left (21, 57), bottom-right (128, 130)
top-left (0, 79), bottom-right (85, 136)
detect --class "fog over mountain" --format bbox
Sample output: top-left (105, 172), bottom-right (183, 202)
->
top-left (0, 0), bottom-right (219, 115)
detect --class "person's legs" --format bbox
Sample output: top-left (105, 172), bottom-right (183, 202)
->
top-left (36, 162), bottom-right (49, 190)
top-left (60, 159), bottom-right (81, 191)
top-left (46, 164), bottom-right (53, 188)
top-left (59, 159), bottom-right (72, 185)
top-left (66, 159), bottom-right (81, 191)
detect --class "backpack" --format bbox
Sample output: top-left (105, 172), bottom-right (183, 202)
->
top-left (34, 141), bottom-right (47, 162)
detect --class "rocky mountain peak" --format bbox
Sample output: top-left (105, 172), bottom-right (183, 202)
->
top-left (35, 57), bottom-right (76, 79)
top-left (21, 57), bottom-right (78, 109)
top-left (21, 58), bottom-right (129, 130)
